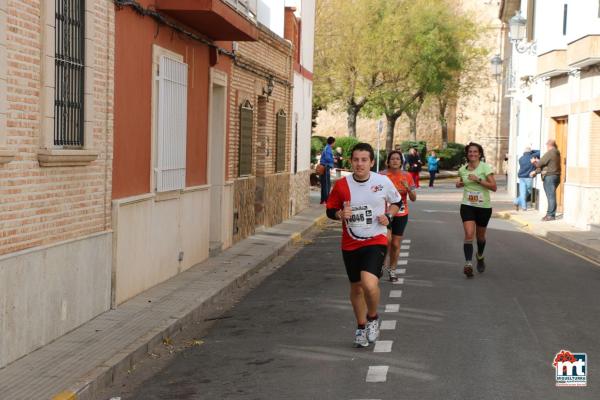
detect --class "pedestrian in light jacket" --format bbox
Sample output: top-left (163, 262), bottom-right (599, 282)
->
top-left (531, 140), bottom-right (561, 221)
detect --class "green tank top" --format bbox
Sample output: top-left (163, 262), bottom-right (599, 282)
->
top-left (459, 162), bottom-right (494, 208)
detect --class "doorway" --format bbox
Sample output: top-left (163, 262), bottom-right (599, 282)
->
top-left (554, 117), bottom-right (568, 213)
top-left (208, 79), bottom-right (227, 253)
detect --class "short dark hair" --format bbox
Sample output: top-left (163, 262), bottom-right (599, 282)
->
top-left (351, 142), bottom-right (375, 161)
top-left (327, 136), bottom-right (335, 145)
top-left (386, 150), bottom-right (404, 165)
top-left (465, 142), bottom-right (485, 160)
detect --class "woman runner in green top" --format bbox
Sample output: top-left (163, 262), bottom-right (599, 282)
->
top-left (456, 143), bottom-right (497, 278)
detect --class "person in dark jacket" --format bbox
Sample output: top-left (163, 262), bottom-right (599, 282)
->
top-left (531, 140), bottom-right (561, 221)
top-left (513, 147), bottom-right (539, 211)
top-left (405, 148), bottom-right (423, 188)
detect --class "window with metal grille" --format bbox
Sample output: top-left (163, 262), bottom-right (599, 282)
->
top-left (275, 110), bottom-right (287, 173)
top-left (54, 0), bottom-right (85, 147)
top-left (239, 101), bottom-right (254, 176)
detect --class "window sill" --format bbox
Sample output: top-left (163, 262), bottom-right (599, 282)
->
top-left (37, 149), bottom-right (99, 167)
top-left (0, 149), bottom-right (17, 165)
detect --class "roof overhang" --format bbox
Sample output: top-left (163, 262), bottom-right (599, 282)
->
top-left (155, 0), bottom-right (258, 41)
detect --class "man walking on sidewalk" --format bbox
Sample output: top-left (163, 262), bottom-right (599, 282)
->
top-left (531, 140), bottom-right (561, 221)
top-left (326, 143), bottom-right (402, 347)
top-left (513, 147), bottom-right (539, 211)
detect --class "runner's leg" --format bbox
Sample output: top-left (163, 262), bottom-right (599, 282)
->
top-left (463, 220), bottom-right (475, 277)
top-left (350, 282), bottom-right (368, 326)
top-left (360, 270), bottom-right (380, 319)
top-left (476, 226), bottom-right (487, 257)
top-left (388, 234), bottom-right (402, 271)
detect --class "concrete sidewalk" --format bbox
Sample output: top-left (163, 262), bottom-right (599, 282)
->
top-left (0, 206), bottom-right (326, 400)
top-left (496, 209), bottom-right (600, 264)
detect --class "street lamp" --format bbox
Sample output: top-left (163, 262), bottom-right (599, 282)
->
top-left (509, 10), bottom-right (536, 54)
top-left (490, 54), bottom-right (502, 80)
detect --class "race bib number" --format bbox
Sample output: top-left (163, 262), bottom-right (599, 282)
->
top-left (347, 205), bottom-right (374, 229)
top-left (467, 191), bottom-right (482, 204)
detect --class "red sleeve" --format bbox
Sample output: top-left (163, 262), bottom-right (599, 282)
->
top-left (326, 178), bottom-right (348, 209)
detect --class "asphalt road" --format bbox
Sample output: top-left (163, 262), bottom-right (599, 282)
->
top-left (119, 183), bottom-right (600, 400)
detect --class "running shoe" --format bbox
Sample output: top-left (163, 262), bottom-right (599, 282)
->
top-left (476, 255), bottom-right (486, 273)
top-left (366, 318), bottom-right (379, 343)
top-left (354, 328), bottom-right (369, 348)
top-left (388, 268), bottom-right (398, 282)
top-left (463, 262), bottom-right (474, 278)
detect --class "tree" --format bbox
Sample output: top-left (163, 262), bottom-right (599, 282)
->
top-left (314, 0), bottom-right (384, 137)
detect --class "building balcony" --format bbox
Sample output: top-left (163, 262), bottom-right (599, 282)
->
top-left (537, 49), bottom-right (569, 79)
top-left (156, 0), bottom-right (258, 41)
top-left (568, 34), bottom-right (600, 69)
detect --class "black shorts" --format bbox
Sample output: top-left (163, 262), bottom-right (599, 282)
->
top-left (460, 204), bottom-right (492, 227)
top-left (389, 215), bottom-right (408, 236)
top-left (342, 245), bottom-right (387, 283)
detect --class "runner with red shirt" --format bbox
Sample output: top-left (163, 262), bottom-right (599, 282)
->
top-left (381, 150), bottom-right (417, 282)
top-left (326, 143), bottom-right (403, 348)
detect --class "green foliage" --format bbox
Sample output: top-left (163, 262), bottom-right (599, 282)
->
top-left (333, 136), bottom-right (360, 169)
top-left (397, 140), bottom-right (427, 161)
top-left (311, 136), bottom-right (327, 163)
top-left (432, 142), bottom-right (465, 170)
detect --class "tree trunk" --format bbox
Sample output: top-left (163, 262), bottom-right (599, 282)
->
top-left (438, 98), bottom-right (448, 149)
top-left (409, 114), bottom-right (417, 142)
top-left (385, 113), bottom-right (400, 153)
top-left (347, 108), bottom-right (358, 137)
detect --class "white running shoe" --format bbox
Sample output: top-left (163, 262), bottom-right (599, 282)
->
top-left (366, 318), bottom-right (379, 343)
top-left (354, 328), bottom-right (369, 348)
top-left (388, 268), bottom-right (398, 282)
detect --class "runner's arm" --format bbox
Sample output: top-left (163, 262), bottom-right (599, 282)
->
top-left (479, 173), bottom-right (497, 192)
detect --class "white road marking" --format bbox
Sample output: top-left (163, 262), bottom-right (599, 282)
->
top-left (397, 268), bottom-right (406, 274)
top-left (402, 239), bottom-right (411, 243)
top-left (380, 320), bottom-right (397, 330)
top-left (399, 252), bottom-right (409, 257)
top-left (397, 259), bottom-right (408, 265)
top-left (366, 366), bottom-right (389, 382)
top-left (393, 278), bottom-right (404, 285)
top-left (385, 304), bottom-right (400, 312)
top-left (373, 341), bottom-right (393, 353)
top-left (400, 245), bottom-right (410, 250)
top-left (389, 290), bottom-right (402, 298)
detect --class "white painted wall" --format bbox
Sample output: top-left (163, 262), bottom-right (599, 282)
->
top-left (292, 73), bottom-right (312, 172)
top-left (258, 0), bottom-right (285, 37)
top-left (0, 233), bottom-right (112, 368)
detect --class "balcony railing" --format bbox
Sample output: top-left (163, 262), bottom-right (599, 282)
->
top-left (224, 0), bottom-right (257, 20)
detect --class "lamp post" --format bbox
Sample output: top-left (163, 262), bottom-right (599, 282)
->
top-left (376, 119), bottom-right (383, 172)
top-left (509, 10), bottom-right (536, 54)
top-left (490, 54), bottom-right (502, 81)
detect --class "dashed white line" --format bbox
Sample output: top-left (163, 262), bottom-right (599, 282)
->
top-left (385, 304), bottom-right (400, 312)
top-left (397, 268), bottom-right (406, 274)
top-left (380, 320), bottom-right (397, 330)
top-left (397, 259), bottom-right (408, 265)
top-left (399, 252), bottom-right (409, 257)
top-left (366, 366), bottom-right (389, 382)
top-left (389, 290), bottom-right (402, 298)
top-left (373, 340), bottom-right (393, 353)
top-left (402, 239), bottom-right (411, 243)
top-left (392, 278), bottom-right (404, 285)
top-left (400, 245), bottom-right (410, 250)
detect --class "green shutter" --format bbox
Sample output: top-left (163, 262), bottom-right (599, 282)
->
top-left (276, 110), bottom-right (286, 172)
top-left (239, 101), bottom-right (253, 176)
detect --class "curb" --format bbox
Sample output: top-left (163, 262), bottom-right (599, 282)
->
top-left (496, 211), bottom-right (600, 265)
top-left (51, 213), bottom-right (327, 400)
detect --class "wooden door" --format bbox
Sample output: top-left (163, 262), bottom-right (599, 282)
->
top-left (554, 118), bottom-right (568, 212)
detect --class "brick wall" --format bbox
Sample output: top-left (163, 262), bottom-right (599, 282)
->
top-left (0, 1), bottom-right (113, 255)
top-left (229, 24), bottom-right (293, 239)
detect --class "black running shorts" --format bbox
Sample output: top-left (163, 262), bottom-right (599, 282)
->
top-left (460, 204), bottom-right (492, 227)
top-left (342, 245), bottom-right (387, 283)
top-left (389, 215), bottom-right (408, 236)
